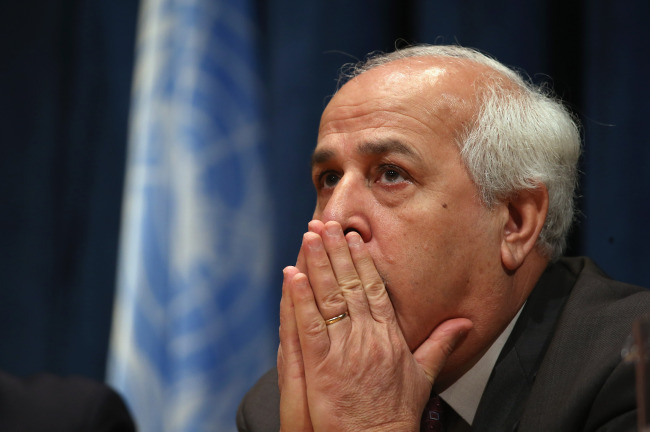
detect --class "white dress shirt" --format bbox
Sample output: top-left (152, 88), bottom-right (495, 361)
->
top-left (440, 306), bottom-right (524, 427)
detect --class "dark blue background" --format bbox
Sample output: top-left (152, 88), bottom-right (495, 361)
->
top-left (1, 0), bottom-right (648, 381)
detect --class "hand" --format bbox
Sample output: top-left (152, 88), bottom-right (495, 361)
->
top-left (284, 220), bottom-right (472, 431)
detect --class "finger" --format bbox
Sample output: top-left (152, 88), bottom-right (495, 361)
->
top-left (278, 267), bottom-right (313, 430)
top-left (290, 272), bottom-right (331, 364)
top-left (302, 232), bottom-right (348, 322)
top-left (307, 219), bottom-right (324, 235)
top-left (413, 318), bottom-right (473, 384)
top-left (279, 267), bottom-right (305, 379)
top-left (295, 218), bottom-right (322, 273)
top-left (296, 237), bottom-right (307, 273)
top-left (346, 231), bottom-right (394, 323)
top-left (320, 221), bottom-right (370, 318)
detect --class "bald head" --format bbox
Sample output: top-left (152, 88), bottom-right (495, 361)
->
top-left (322, 56), bottom-right (485, 151)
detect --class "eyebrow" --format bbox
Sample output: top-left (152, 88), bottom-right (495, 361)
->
top-left (311, 140), bottom-right (420, 167)
top-left (311, 148), bottom-right (336, 166)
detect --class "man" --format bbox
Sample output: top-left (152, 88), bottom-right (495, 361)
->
top-left (237, 45), bottom-right (650, 431)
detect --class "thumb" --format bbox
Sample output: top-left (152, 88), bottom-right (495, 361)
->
top-left (412, 318), bottom-right (473, 384)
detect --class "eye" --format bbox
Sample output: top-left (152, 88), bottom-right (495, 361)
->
top-left (377, 165), bottom-right (408, 185)
top-left (318, 171), bottom-right (341, 189)
top-left (381, 169), bottom-right (403, 183)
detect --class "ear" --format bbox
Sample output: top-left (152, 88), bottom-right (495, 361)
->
top-left (500, 184), bottom-right (549, 271)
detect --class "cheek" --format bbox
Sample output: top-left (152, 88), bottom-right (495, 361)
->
top-left (380, 204), bottom-right (500, 342)
top-left (371, 203), bottom-right (465, 287)
top-left (372, 217), bottom-right (462, 342)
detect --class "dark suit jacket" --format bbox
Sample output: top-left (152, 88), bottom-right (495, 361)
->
top-left (0, 372), bottom-right (136, 431)
top-left (237, 257), bottom-right (650, 431)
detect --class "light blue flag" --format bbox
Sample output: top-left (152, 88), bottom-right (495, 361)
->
top-left (108, 0), bottom-right (276, 431)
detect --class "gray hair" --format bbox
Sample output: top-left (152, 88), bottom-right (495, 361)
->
top-left (339, 45), bottom-right (581, 260)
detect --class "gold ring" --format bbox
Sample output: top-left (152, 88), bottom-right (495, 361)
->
top-left (325, 311), bottom-right (348, 326)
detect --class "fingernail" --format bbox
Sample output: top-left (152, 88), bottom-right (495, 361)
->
top-left (324, 223), bottom-right (340, 237)
top-left (304, 233), bottom-right (322, 250)
top-left (346, 231), bottom-right (363, 246)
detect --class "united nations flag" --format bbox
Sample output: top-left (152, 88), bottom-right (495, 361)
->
top-left (107, 0), bottom-right (276, 431)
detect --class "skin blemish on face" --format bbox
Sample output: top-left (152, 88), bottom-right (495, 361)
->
top-left (442, 203), bottom-right (448, 209)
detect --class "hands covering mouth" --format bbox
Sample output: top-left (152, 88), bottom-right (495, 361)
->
top-left (276, 219), bottom-right (472, 432)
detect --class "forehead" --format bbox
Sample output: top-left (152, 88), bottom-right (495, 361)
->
top-left (316, 57), bottom-right (479, 157)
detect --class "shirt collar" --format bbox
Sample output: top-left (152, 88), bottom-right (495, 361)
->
top-left (439, 306), bottom-right (524, 425)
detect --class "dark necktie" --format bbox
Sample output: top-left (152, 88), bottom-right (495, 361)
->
top-left (420, 393), bottom-right (445, 432)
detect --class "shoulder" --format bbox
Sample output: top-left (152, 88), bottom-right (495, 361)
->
top-left (558, 257), bottom-right (650, 330)
top-left (521, 256), bottom-right (648, 431)
top-left (237, 368), bottom-right (280, 432)
top-left (0, 371), bottom-right (136, 432)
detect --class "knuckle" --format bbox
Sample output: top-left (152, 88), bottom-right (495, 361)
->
top-left (312, 257), bottom-right (331, 272)
top-left (364, 279), bottom-right (386, 296)
top-left (303, 317), bottom-right (327, 338)
top-left (439, 339), bottom-right (455, 358)
top-left (320, 290), bottom-right (346, 310)
top-left (338, 274), bottom-right (362, 293)
top-left (279, 313), bottom-right (292, 330)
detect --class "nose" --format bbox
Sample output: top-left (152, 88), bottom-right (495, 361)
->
top-left (314, 175), bottom-right (372, 243)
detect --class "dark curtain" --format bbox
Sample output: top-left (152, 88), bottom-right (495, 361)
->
top-left (1, 0), bottom-right (648, 381)
top-left (0, 0), bottom-right (138, 378)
